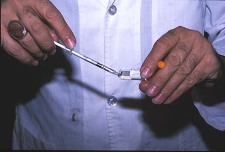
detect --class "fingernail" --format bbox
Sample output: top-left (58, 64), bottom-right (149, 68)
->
top-left (32, 60), bottom-right (39, 66)
top-left (141, 67), bottom-right (151, 79)
top-left (152, 93), bottom-right (163, 104)
top-left (139, 81), bottom-right (148, 92)
top-left (146, 85), bottom-right (157, 97)
top-left (50, 32), bottom-right (58, 41)
top-left (66, 38), bottom-right (75, 49)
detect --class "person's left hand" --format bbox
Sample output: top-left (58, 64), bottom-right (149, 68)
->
top-left (139, 26), bottom-right (222, 104)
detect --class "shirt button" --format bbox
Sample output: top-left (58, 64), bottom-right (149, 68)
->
top-left (108, 5), bottom-right (117, 15)
top-left (107, 96), bottom-right (117, 106)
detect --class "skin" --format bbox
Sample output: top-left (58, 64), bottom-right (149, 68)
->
top-left (139, 26), bottom-right (224, 104)
top-left (1, 1), bottom-right (224, 104)
top-left (1, 0), bottom-right (76, 66)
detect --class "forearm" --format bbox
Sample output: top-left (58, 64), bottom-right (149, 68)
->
top-left (193, 1), bottom-right (225, 130)
top-left (216, 54), bottom-right (225, 86)
top-left (193, 55), bottom-right (225, 131)
top-left (202, 54), bottom-right (225, 88)
top-left (195, 54), bottom-right (225, 105)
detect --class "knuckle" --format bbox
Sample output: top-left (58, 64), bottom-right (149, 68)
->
top-left (21, 35), bottom-right (33, 47)
top-left (175, 26), bottom-right (186, 31)
top-left (177, 54), bottom-right (197, 75)
top-left (167, 28), bottom-right (177, 36)
top-left (23, 6), bottom-right (37, 18)
top-left (166, 29), bottom-right (179, 42)
top-left (153, 38), bottom-right (169, 52)
top-left (191, 30), bottom-right (203, 41)
top-left (177, 65), bottom-right (191, 76)
top-left (45, 6), bottom-right (60, 20)
top-left (30, 21), bottom-right (44, 34)
top-left (167, 43), bottom-right (190, 68)
top-left (176, 43), bottom-right (189, 55)
top-left (192, 30), bottom-right (202, 38)
top-left (167, 54), bottom-right (181, 67)
top-left (185, 71), bottom-right (204, 86)
top-left (33, 0), bottom-right (59, 19)
top-left (172, 26), bottom-right (187, 35)
top-left (154, 28), bottom-right (180, 51)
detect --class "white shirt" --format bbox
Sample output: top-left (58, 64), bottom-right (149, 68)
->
top-left (13, 0), bottom-right (225, 150)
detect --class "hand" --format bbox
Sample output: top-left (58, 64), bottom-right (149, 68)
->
top-left (1, 0), bottom-right (76, 66)
top-left (139, 26), bottom-right (222, 104)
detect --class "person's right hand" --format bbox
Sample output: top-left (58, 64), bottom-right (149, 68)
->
top-left (1, 0), bottom-right (76, 66)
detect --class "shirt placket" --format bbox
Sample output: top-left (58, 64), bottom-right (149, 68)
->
top-left (104, 0), bottom-right (142, 150)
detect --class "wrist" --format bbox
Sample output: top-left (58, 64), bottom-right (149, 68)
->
top-left (217, 54), bottom-right (225, 84)
top-left (201, 54), bottom-right (225, 89)
top-left (195, 54), bottom-right (225, 104)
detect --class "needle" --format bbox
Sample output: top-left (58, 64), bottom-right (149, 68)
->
top-left (54, 41), bottom-right (119, 76)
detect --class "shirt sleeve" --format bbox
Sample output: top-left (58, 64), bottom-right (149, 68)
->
top-left (193, 87), bottom-right (225, 131)
top-left (193, 1), bottom-right (225, 131)
top-left (204, 1), bottom-right (225, 56)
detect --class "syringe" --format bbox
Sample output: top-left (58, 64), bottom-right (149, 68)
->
top-left (54, 41), bottom-right (119, 76)
top-left (54, 41), bottom-right (143, 80)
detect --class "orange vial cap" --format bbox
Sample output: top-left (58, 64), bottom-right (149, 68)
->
top-left (158, 61), bottom-right (165, 69)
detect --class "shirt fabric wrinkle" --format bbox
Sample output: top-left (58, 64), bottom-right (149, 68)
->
top-left (12, 0), bottom-right (225, 150)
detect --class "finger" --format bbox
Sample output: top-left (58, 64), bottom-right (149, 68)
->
top-left (140, 27), bottom-right (180, 79)
top-left (149, 32), bottom-right (208, 104)
top-left (2, 26), bottom-right (38, 66)
top-left (46, 27), bottom-right (58, 55)
top-left (1, 3), bottom-right (38, 65)
top-left (163, 51), bottom-right (217, 104)
top-left (139, 79), bottom-right (149, 93)
top-left (143, 39), bottom-right (193, 96)
top-left (34, 0), bottom-right (76, 49)
top-left (164, 66), bottom-right (206, 104)
top-left (48, 28), bottom-right (59, 42)
top-left (18, 6), bottom-right (56, 55)
top-left (151, 50), bottom-right (205, 104)
top-left (18, 32), bottom-right (48, 60)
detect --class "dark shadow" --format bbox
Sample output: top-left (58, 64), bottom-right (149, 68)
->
top-left (0, 46), bottom-right (224, 150)
top-left (0, 46), bottom-right (112, 150)
top-left (119, 91), bottom-right (225, 151)
top-left (119, 92), bottom-right (195, 137)
top-left (0, 46), bottom-right (73, 149)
